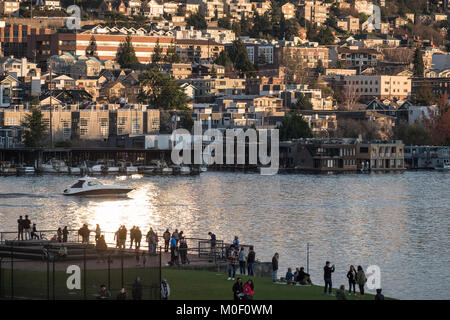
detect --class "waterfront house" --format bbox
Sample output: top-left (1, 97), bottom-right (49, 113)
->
top-left (404, 146), bottom-right (450, 169)
top-left (357, 141), bottom-right (405, 171)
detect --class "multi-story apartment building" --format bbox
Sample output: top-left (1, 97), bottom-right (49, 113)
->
top-left (0, 106), bottom-right (160, 141)
top-left (227, 0), bottom-right (254, 20)
top-left (175, 39), bottom-right (224, 63)
top-left (252, 0), bottom-right (271, 16)
top-left (198, 0), bottom-right (225, 20)
top-left (336, 75), bottom-right (412, 100)
top-left (336, 46), bottom-right (382, 68)
top-left (337, 16), bottom-right (360, 33)
top-left (0, 1), bottom-right (19, 16)
top-left (357, 141), bottom-right (405, 171)
top-left (300, 0), bottom-right (331, 25)
top-left (182, 77), bottom-right (246, 99)
top-left (281, 2), bottom-right (296, 20)
top-left (0, 24), bottom-right (52, 59)
top-left (27, 26), bottom-right (175, 64)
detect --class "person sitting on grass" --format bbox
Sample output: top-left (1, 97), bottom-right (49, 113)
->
top-left (117, 288), bottom-right (127, 300)
top-left (97, 285), bottom-right (111, 300)
top-left (243, 280), bottom-right (254, 300)
top-left (297, 267), bottom-right (312, 285)
top-left (336, 285), bottom-right (347, 300)
top-left (375, 288), bottom-right (384, 300)
top-left (232, 278), bottom-right (244, 301)
top-left (285, 268), bottom-right (294, 284)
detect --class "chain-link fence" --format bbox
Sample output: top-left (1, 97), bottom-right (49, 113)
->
top-left (0, 244), bottom-right (161, 300)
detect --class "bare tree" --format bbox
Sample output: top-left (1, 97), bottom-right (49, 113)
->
top-left (282, 49), bottom-right (307, 85)
top-left (382, 48), bottom-right (414, 64)
top-left (342, 84), bottom-right (362, 111)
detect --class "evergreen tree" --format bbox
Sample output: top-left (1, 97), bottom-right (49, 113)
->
top-left (413, 47), bottom-right (425, 77)
top-left (316, 59), bottom-right (325, 75)
top-left (116, 35), bottom-right (139, 68)
top-left (186, 12), bottom-right (207, 30)
top-left (228, 39), bottom-right (256, 77)
top-left (139, 67), bottom-right (188, 110)
top-left (22, 106), bottom-right (48, 147)
top-left (291, 93), bottom-right (313, 111)
top-left (165, 41), bottom-right (180, 63)
top-left (277, 113), bottom-right (313, 140)
top-left (152, 39), bottom-right (163, 64)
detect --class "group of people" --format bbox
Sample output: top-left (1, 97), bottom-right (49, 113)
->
top-left (53, 226), bottom-right (69, 243)
top-left (232, 278), bottom-right (255, 300)
top-left (97, 278), bottom-right (171, 300)
top-left (168, 229), bottom-right (190, 265)
top-left (272, 255), bottom-right (384, 300)
top-left (17, 215), bottom-right (39, 240)
top-left (226, 241), bottom-right (256, 280)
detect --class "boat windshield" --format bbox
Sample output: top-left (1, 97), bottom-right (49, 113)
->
top-left (87, 180), bottom-right (102, 186)
top-left (71, 181), bottom-right (84, 188)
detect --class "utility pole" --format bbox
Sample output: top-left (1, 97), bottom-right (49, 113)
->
top-left (49, 64), bottom-right (53, 148)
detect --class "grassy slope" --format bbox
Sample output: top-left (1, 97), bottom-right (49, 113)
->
top-left (162, 268), bottom-right (386, 300)
top-left (1, 267), bottom-right (391, 300)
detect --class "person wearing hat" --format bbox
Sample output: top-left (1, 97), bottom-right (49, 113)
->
top-left (323, 261), bottom-right (335, 295)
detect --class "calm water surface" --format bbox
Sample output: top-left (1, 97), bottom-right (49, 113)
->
top-left (0, 171), bottom-right (449, 300)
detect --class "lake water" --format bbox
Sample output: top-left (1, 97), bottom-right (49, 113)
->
top-left (0, 171), bottom-right (449, 300)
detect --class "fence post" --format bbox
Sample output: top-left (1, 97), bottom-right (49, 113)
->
top-left (46, 249), bottom-right (50, 300)
top-left (107, 255), bottom-right (111, 292)
top-left (0, 258), bottom-right (2, 298)
top-left (307, 243), bottom-right (310, 274)
top-left (83, 246), bottom-right (87, 300)
top-left (52, 257), bottom-right (55, 300)
top-left (120, 249), bottom-right (124, 289)
top-left (10, 244), bottom-right (14, 300)
top-left (159, 246), bottom-right (162, 300)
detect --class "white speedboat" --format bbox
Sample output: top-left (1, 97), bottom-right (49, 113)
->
top-left (63, 177), bottom-right (134, 196)
top-left (69, 167), bottom-right (81, 175)
top-left (39, 159), bottom-right (69, 173)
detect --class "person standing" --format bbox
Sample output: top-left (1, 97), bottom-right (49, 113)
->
top-left (132, 277), bottom-right (143, 300)
top-left (95, 224), bottom-right (101, 242)
top-left (208, 232), bottom-right (216, 260)
top-left (170, 234), bottom-right (177, 265)
top-left (356, 265), bottom-right (367, 296)
top-left (347, 265), bottom-right (357, 296)
top-left (146, 228), bottom-right (156, 255)
top-left (272, 253), bottom-right (279, 282)
top-left (179, 237), bottom-right (189, 264)
top-left (129, 226), bottom-right (135, 249)
top-left (119, 225), bottom-right (127, 249)
top-left (163, 229), bottom-right (171, 252)
top-left (247, 246), bottom-right (256, 276)
top-left (238, 247), bottom-right (246, 275)
top-left (172, 229), bottom-right (179, 245)
top-left (233, 236), bottom-right (239, 250)
top-left (57, 227), bottom-right (63, 243)
top-left (323, 261), bottom-right (335, 295)
top-left (227, 245), bottom-right (238, 280)
top-left (62, 226), bottom-right (69, 243)
top-left (31, 223), bottom-right (39, 240)
top-left (161, 279), bottom-right (170, 300)
top-left (23, 215), bottom-right (31, 240)
top-left (232, 278), bottom-right (243, 301)
top-left (17, 216), bottom-right (24, 241)
top-left (134, 227), bottom-right (142, 249)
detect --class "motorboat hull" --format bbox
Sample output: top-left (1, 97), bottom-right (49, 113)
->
top-left (63, 187), bottom-right (133, 196)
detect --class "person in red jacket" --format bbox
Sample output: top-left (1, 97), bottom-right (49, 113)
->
top-left (243, 280), bottom-right (254, 300)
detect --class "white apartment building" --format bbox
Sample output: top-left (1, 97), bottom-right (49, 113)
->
top-left (342, 75), bottom-right (412, 100)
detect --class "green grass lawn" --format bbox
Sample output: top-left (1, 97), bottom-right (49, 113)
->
top-left (162, 268), bottom-right (387, 300)
top-left (0, 267), bottom-right (391, 300)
